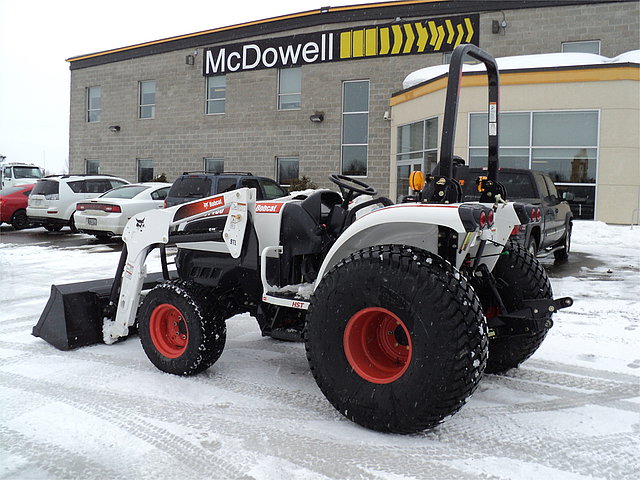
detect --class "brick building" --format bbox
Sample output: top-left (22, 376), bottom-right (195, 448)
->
top-left (68, 0), bottom-right (639, 221)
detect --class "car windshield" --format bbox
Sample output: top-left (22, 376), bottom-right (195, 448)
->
top-left (13, 167), bottom-right (43, 179)
top-left (100, 185), bottom-right (149, 199)
top-left (262, 180), bottom-right (288, 199)
top-left (31, 180), bottom-right (59, 195)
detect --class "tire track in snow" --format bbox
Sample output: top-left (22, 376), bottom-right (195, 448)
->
top-left (3, 336), bottom-right (639, 478)
top-left (0, 372), bottom-right (252, 480)
top-left (0, 425), bottom-right (121, 480)
top-left (431, 417), bottom-right (640, 479)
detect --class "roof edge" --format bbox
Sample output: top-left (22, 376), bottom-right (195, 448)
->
top-left (390, 62), bottom-right (640, 106)
top-left (67, 0), bottom-right (635, 70)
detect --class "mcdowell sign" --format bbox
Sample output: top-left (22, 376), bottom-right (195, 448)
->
top-left (203, 14), bottom-right (479, 76)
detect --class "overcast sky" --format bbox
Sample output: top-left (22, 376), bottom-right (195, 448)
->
top-left (0, 0), bottom-right (373, 173)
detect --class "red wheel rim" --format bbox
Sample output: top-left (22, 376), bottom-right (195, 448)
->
top-left (343, 307), bottom-right (412, 384)
top-left (149, 304), bottom-right (188, 358)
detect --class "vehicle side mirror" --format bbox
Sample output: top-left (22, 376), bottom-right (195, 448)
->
top-left (562, 191), bottom-right (575, 201)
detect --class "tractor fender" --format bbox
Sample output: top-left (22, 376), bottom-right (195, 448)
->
top-left (314, 204), bottom-right (467, 288)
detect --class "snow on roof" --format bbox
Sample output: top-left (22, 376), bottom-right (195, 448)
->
top-left (402, 50), bottom-right (640, 90)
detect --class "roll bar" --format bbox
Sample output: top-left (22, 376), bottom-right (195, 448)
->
top-left (439, 44), bottom-right (500, 183)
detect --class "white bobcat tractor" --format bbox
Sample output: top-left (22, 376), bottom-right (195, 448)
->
top-left (33, 45), bottom-right (572, 434)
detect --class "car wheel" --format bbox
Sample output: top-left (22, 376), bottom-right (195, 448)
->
top-left (554, 223), bottom-right (571, 263)
top-left (69, 213), bottom-right (78, 233)
top-left (11, 210), bottom-right (29, 230)
top-left (305, 244), bottom-right (487, 433)
top-left (526, 235), bottom-right (538, 257)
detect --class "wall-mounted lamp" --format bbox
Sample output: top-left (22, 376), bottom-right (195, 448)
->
top-left (492, 12), bottom-right (507, 34)
top-left (383, 111), bottom-right (391, 121)
top-left (186, 54), bottom-right (195, 65)
top-left (108, 125), bottom-right (121, 133)
top-left (309, 112), bottom-right (324, 123)
top-left (320, 6), bottom-right (329, 13)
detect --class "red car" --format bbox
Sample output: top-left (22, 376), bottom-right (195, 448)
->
top-left (0, 183), bottom-right (34, 229)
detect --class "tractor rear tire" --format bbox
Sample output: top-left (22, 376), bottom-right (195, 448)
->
top-left (305, 244), bottom-right (488, 433)
top-left (138, 280), bottom-right (226, 376)
top-left (485, 239), bottom-right (553, 374)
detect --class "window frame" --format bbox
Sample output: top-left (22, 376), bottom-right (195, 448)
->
top-left (395, 116), bottom-right (439, 200)
top-left (206, 75), bottom-right (226, 115)
top-left (138, 80), bottom-right (156, 119)
top-left (561, 40), bottom-right (601, 55)
top-left (85, 159), bottom-right (100, 175)
top-left (277, 67), bottom-right (301, 111)
top-left (467, 109), bottom-right (600, 219)
top-left (204, 157), bottom-right (224, 174)
top-left (275, 156), bottom-right (300, 186)
top-left (87, 86), bottom-right (101, 123)
top-left (137, 158), bottom-right (154, 182)
top-left (341, 79), bottom-right (370, 177)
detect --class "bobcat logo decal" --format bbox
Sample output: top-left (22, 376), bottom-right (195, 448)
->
top-left (135, 217), bottom-right (145, 231)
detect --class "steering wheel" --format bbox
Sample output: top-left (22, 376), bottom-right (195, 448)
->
top-left (329, 174), bottom-right (377, 207)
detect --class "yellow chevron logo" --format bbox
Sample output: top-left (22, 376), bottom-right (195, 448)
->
top-left (338, 15), bottom-right (478, 59)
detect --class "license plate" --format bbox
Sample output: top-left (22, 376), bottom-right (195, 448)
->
top-left (33, 199), bottom-right (42, 206)
top-left (88, 218), bottom-right (97, 226)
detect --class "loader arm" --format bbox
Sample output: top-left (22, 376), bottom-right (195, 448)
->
top-left (102, 187), bottom-right (255, 344)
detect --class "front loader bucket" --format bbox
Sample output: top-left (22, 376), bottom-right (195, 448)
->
top-left (33, 272), bottom-right (169, 350)
top-left (32, 278), bottom-right (114, 350)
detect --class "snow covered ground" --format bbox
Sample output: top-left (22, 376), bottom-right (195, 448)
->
top-left (1, 221), bottom-right (638, 480)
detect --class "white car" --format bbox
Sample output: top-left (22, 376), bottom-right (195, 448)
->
top-left (27, 175), bottom-right (129, 232)
top-left (74, 183), bottom-right (171, 239)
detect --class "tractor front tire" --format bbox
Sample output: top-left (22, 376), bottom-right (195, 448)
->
top-left (485, 239), bottom-right (553, 374)
top-left (138, 280), bottom-right (226, 376)
top-left (305, 245), bottom-right (488, 433)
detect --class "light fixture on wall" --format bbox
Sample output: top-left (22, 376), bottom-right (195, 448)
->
top-left (108, 125), bottom-right (121, 132)
top-left (186, 54), bottom-right (195, 65)
top-left (492, 12), bottom-right (507, 34)
top-left (309, 111), bottom-right (324, 123)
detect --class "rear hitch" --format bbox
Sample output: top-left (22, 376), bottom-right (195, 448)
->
top-left (490, 296), bottom-right (573, 338)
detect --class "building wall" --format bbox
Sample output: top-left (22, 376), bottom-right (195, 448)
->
top-left (390, 71), bottom-right (640, 224)
top-left (69, 0), bottom-right (639, 198)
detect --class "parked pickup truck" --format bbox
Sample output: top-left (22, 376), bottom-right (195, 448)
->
top-left (460, 167), bottom-right (573, 262)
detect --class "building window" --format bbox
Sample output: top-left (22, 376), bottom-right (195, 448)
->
top-left (468, 110), bottom-right (599, 219)
top-left (204, 157), bottom-right (224, 173)
top-left (276, 156), bottom-right (299, 186)
top-left (85, 159), bottom-right (99, 174)
top-left (396, 117), bottom-right (438, 201)
top-left (341, 80), bottom-right (369, 176)
top-left (278, 68), bottom-right (301, 110)
top-left (562, 40), bottom-right (601, 55)
top-left (206, 76), bottom-right (226, 114)
top-left (137, 158), bottom-right (154, 182)
top-left (87, 86), bottom-right (101, 123)
top-left (139, 80), bottom-right (156, 119)
top-left (442, 52), bottom-right (476, 65)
